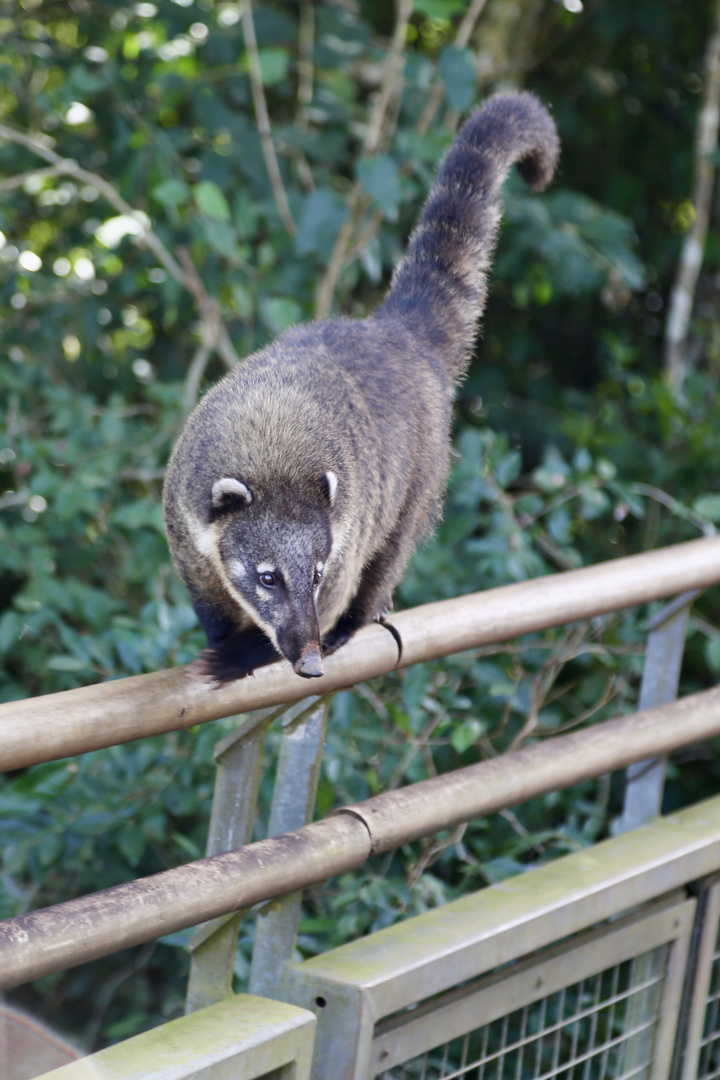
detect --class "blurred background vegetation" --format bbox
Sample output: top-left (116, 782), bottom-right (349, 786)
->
top-left (2, 0), bottom-right (720, 1051)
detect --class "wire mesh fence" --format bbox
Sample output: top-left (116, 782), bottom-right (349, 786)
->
top-left (375, 945), bottom-right (668, 1080)
top-left (697, 920), bottom-right (720, 1080)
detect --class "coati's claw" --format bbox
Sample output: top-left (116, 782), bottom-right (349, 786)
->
top-left (378, 619), bottom-right (403, 666)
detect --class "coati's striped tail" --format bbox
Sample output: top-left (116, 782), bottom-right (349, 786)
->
top-left (379, 92), bottom-right (560, 377)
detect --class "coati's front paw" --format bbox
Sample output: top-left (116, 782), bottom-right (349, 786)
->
top-left (189, 648), bottom-right (253, 687)
top-left (190, 629), bottom-right (281, 686)
top-left (321, 626), bottom-right (353, 657)
top-left (322, 611), bottom-right (363, 656)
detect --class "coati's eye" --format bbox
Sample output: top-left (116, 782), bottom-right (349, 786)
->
top-left (313, 568), bottom-right (322, 586)
top-left (259, 572), bottom-right (276, 588)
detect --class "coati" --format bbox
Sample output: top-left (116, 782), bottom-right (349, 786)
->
top-left (163, 91), bottom-right (560, 683)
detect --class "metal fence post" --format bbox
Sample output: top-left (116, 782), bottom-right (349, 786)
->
top-left (185, 707), bottom-right (278, 1013)
top-left (617, 591), bottom-right (697, 1076)
top-left (249, 697), bottom-right (330, 998)
top-left (618, 590), bottom-right (698, 835)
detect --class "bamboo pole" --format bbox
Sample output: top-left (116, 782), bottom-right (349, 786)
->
top-left (3, 686), bottom-right (720, 990)
top-left (2, 536), bottom-right (720, 772)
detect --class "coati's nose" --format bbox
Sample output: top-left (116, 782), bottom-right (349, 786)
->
top-left (293, 645), bottom-right (325, 679)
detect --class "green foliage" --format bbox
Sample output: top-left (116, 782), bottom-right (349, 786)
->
top-left (438, 46), bottom-right (478, 112)
top-left (1, 0), bottom-right (720, 1054)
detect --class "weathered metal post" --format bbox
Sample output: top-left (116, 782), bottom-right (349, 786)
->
top-left (185, 697), bottom-right (329, 1012)
top-left (185, 708), bottom-right (276, 1013)
top-left (618, 590), bottom-right (699, 833)
top-left (617, 590), bottom-right (698, 1077)
top-left (249, 697), bottom-right (330, 997)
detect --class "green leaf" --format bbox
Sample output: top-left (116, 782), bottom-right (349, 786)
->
top-left (240, 47), bottom-right (289, 86)
top-left (495, 450), bottom-right (522, 488)
top-left (158, 928), bottom-right (195, 948)
top-left (403, 664), bottom-right (429, 719)
top-left (693, 494), bottom-right (720, 522)
top-left (46, 655), bottom-right (89, 672)
top-left (152, 179), bottom-right (190, 209)
top-left (547, 506), bottom-right (572, 543)
top-left (0, 611), bottom-right (21, 654)
top-left (0, 877), bottom-right (18, 920)
top-left (356, 155), bottom-right (402, 222)
top-left (194, 181), bottom-right (231, 223)
top-left (260, 297), bottom-right (302, 335)
top-left (118, 824), bottom-right (146, 867)
top-left (705, 635), bottom-right (720, 674)
top-left (173, 832), bottom-right (201, 859)
top-left (415, 0), bottom-right (467, 16)
top-left (37, 832), bottom-right (63, 867)
top-left (438, 46), bottom-right (477, 113)
top-left (202, 219), bottom-right (241, 259)
top-left (112, 503), bottom-right (165, 533)
top-left (295, 189), bottom-right (348, 258)
top-left (450, 717), bottom-right (483, 755)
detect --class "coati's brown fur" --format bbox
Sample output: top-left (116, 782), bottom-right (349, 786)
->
top-left (163, 92), bottom-right (560, 682)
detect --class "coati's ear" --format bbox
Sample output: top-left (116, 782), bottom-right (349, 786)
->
top-left (212, 478), bottom-right (252, 515)
top-left (321, 470), bottom-right (338, 508)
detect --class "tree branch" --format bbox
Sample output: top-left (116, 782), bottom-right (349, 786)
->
top-left (315, 187), bottom-right (370, 319)
top-left (0, 124), bottom-right (241, 387)
top-left (362, 0), bottom-right (414, 157)
top-left (182, 343), bottom-right (213, 417)
top-left (314, 0), bottom-right (489, 318)
top-left (296, 0), bottom-right (315, 124)
top-left (340, 0), bottom-right (491, 282)
top-left (663, 0), bottom-right (720, 395)
top-left (177, 247), bottom-right (239, 374)
top-left (289, 0), bottom-right (317, 194)
top-left (630, 481), bottom-right (716, 537)
top-left (416, 0), bottom-right (489, 134)
top-left (0, 164), bottom-right (65, 194)
top-left (241, 0), bottom-right (297, 236)
top-left (0, 121), bottom-right (188, 285)
top-left (314, 0), bottom-right (413, 318)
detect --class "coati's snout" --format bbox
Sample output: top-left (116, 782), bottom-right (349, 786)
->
top-left (275, 615), bottom-right (325, 679)
top-left (293, 644), bottom-right (324, 679)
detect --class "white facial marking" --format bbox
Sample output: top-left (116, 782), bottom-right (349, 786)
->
top-left (256, 562), bottom-right (276, 575)
top-left (212, 477), bottom-right (252, 508)
top-left (226, 557), bottom-right (246, 579)
top-left (190, 519), bottom-right (280, 647)
top-left (316, 562), bottom-right (324, 574)
top-left (324, 470), bottom-right (338, 506)
top-left (330, 522), bottom-right (348, 558)
top-left (190, 521), bottom-right (215, 558)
